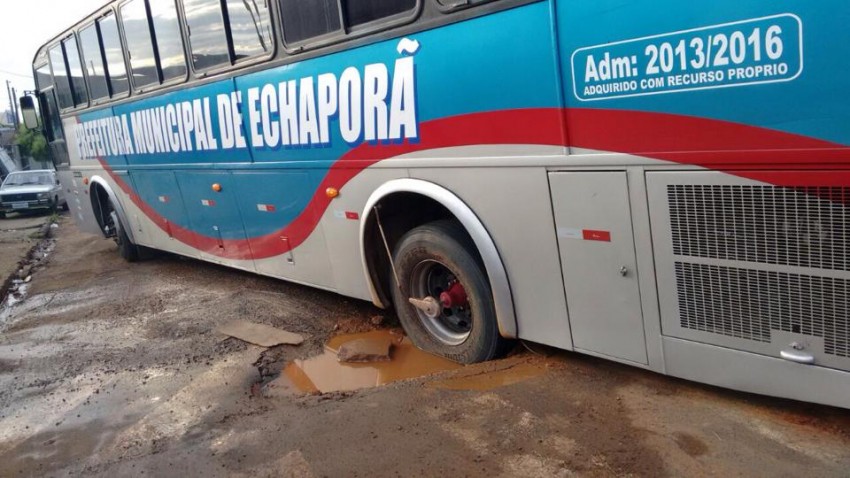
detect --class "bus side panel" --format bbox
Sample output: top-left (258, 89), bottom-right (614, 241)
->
top-left (557, 0), bottom-right (850, 407)
top-left (233, 170), bottom-right (335, 288)
top-left (112, 79), bottom-right (245, 167)
top-left (558, 0), bottom-right (850, 154)
top-left (174, 171), bottom-right (255, 269)
top-left (126, 170), bottom-right (194, 251)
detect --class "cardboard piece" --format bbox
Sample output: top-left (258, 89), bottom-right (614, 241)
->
top-left (217, 320), bottom-right (304, 347)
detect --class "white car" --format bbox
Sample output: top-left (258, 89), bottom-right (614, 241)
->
top-left (0, 170), bottom-right (67, 218)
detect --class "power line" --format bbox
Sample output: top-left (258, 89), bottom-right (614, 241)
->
top-left (0, 69), bottom-right (32, 79)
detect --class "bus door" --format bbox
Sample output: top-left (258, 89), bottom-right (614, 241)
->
top-left (175, 171), bottom-right (255, 268)
top-left (37, 87), bottom-right (68, 168)
top-left (39, 87), bottom-right (92, 229)
top-left (549, 171), bottom-right (649, 365)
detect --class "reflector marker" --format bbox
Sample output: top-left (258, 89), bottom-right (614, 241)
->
top-left (257, 204), bottom-right (277, 212)
top-left (582, 230), bottom-right (612, 242)
top-left (201, 199), bottom-right (216, 207)
top-left (557, 227), bottom-right (612, 242)
top-left (158, 195), bottom-right (170, 203)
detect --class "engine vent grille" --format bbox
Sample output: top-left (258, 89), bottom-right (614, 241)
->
top-left (675, 262), bottom-right (850, 358)
top-left (668, 185), bottom-right (850, 271)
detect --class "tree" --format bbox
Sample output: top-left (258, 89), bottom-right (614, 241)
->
top-left (14, 126), bottom-right (48, 163)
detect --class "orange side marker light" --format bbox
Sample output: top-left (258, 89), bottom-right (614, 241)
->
top-left (326, 187), bottom-right (340, 199)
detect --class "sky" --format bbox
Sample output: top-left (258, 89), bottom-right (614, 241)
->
top-left (0, 0), bottom-right (107, 113)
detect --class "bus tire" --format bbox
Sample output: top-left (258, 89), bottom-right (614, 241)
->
top-left (110, 210), bottom-right (140, 263)
top-left (390, 220), bottom-right (509, 364)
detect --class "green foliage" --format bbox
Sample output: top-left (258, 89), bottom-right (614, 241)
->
top-left (15, 126), bottom-right (49, 162)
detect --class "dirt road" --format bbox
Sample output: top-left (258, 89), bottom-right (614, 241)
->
top-left (0, 220), bottom-right (848, 477)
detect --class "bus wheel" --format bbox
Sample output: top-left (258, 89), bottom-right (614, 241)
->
top-left (108, 209), bottom-right (140, 262)
top-left (391, 220), bottom-right (508, 364)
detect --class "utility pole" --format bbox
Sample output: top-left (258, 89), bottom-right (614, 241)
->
top-left (5, 80), bottom-right (16, 128)
top-left (10, 87), bottom-right (19, 128)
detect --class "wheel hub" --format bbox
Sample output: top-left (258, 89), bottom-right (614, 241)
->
top-left (408, 260), bottom-right (473, 346)
top-left (439, 281), bottom-right (468, 309)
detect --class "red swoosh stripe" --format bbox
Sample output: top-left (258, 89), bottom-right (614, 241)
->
top-left (99, 108), bottom-right (850, 260)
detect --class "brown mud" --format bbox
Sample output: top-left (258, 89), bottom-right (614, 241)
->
top-left (0, 220), bottom-right (847, 477)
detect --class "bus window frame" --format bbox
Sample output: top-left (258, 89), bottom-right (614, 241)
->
top-left (62, 34), bottom-right (91, 109)
top-left (226, 0), bottom-right (277, 68)
top-left (278, 0), bottom-right (423, 55)
top-left (181, 0), bottom-right (277, 79)
top-left (50, 36), bottom-right (89, 114)
top-left (433, 0), bottom-right (497, 13)
top-left (149, 0), bottom-right (190, 86)
top-left (79, 19), bottom-right (113, 107)
top-left (117, 0), bottom-right (189, 95)
top-left (96, 10), bottom-right (133, 103)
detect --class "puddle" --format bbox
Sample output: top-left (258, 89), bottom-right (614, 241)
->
top-left (279, 330), bottom-right (463, 394)
top-left (426, 360), bottom-right (549, 391)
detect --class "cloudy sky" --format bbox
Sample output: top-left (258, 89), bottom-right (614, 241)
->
top-left (1, 0), bottom-right (106, 106)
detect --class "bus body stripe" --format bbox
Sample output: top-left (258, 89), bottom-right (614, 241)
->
top-left (99, 107), bottom-right (850, 260)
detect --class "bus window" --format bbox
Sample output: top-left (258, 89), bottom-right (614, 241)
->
top-left (184, 0), bottom-right (230, 71)
top-left (226, 0), bottom-right (273, 60)
top-left (279, 0), bottom-right (340, 45)
top-left (99, 14), bottom-right (130, 96)
top-left (149, 0), bottom-right (187, 81)
top-left (49, 45), bottom-right (74, 109)
top-left (343, 0), bottom-right (416, 27)
top-left (79, 24), bottom-right (110, 101)
top-left (36, 64), bottom-right (52, 91)
top-left (62, 36), bottom-right (89, 106)
top-left (121, 0), bottom-right (159, 88)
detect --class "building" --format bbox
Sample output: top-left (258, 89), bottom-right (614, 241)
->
top-left (0, 126), bottom-right (14, 149)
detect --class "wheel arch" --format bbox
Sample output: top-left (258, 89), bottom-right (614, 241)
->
top-left (88, 175), bottom-right (137, 244)
top-left (360, 178), bottom-right (517, 339)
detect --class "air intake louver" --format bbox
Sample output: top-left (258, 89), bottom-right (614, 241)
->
top-left (675, 262), bottom-right (849, 358)
top-left (665, 184), bottom-right (850, 361)
top-left (668, 185), bottom-right (850, 271)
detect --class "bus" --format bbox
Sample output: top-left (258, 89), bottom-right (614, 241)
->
top-left (22, 0), bottom-right (850, 409)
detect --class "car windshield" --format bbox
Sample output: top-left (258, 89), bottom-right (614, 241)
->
top-left (2, 172), bottom-right (54, 187)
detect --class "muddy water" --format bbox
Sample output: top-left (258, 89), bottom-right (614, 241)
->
top-left (427, 360), bottom-right (549, 391)
top-left (282, 330), bottom-right (463, 394)
top-left (279, 331), bottom-right (553, 395)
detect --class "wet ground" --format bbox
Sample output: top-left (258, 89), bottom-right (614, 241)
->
top-left (0, 213), bottom-right (52, 288)
top-left (0, 219), bottom-right (848, 477)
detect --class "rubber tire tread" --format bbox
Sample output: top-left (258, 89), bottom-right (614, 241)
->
top-left (114, 209), bottom-right (140, 263)
top-left (390, 220), bottom-right (510, 364)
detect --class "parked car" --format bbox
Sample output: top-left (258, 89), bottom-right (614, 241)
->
top-left (0, 170), bottom-right (66, 218)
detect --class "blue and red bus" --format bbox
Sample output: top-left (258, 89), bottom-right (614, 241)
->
top-left (22, 0), bottom-right (850, 408)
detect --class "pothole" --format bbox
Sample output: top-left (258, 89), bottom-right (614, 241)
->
top-left (261, 330), bottom-right (553, 397)
top-left (265, 330), bottom-right (462, 395)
